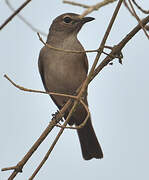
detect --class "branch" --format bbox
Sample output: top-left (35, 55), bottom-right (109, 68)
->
top-left (64, 0), bottom-right (117, 17)
top-left (123, 0), bottom-right (149, 31)
top-left (29, 99), bottom-right (81, 180)
top-left (0, 0), bottom-right (32, 31)
top-left (37, 32), bottom-right (114, 56)
top-left (132, 0), bottom-right (149, 14)
top-left (128, 0), bottom-right (149, 39)
top-left (55, 99), bottom-right (90, 130)
top-left (2, 75), bottom-right (90, 179)
top-left (1, 117), bottom-right (59, 178)
top-left (37, 33), bottom-right (99, 53)
top-left (91, 14), bottom-right (149, 81)
top-left (63, 1), bottom-right (90, 8)
top-left (4, 74), bottom-right (78, 99)
top-left (123, 0), bottom-right (135, 16)
top-left (4, 74), bottom-right (90, 130)
top-left (5, 0), bottom-right (47, 36)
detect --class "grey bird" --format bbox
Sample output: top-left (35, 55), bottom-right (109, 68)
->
top-left (38, 13), bottom-right (103, 160)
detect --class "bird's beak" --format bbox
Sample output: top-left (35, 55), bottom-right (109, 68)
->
top-left (81, 16), bottom-right (95, 23)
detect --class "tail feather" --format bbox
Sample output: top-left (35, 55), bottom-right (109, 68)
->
top-left (62, 97), bottom-right (103, 160)
top-left (77, 118), bottom-right (103, 160)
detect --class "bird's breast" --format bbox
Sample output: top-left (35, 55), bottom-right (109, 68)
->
top-left (44, 51), bottom-right (87, 94)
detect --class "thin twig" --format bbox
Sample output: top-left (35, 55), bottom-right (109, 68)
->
top-left (63, 1), bottom-right (90, 8)
top-left (38, 32), bottom-right (114, 56)
top-left (29, 99), bottom-right (81, 180)
top-left (4, 73), bottom-right (92, 130)
top-left (4, 74), bottom-right (90, 130)
top-left (63, 0), bottom-right (117, 17)
top-left (128, 0), bottom-right (149, 39)
top-left (132, 0), bottom-right (149, 14)
top-left (2, 99), bottom-right (73, 179)
top-left (123, 0), bottom-right (135, 16)
top-left (5, 0), bottom-right (47, 36)
top-left (123, 0), bottom-right (149, 31)
top-left (37, 33), bottom-right (99, 53)
top-left (2, 166), bottom-right (19, 172)
top-left (3, 119), bottom-right (59, 178)
top-left (55, 99), bottom-right (90, 129)
top-left (4, 74), bottom-right (78, 100)
top-left (87, 0), bottom-right (124, 83)
top-left (91, 15), bottom-right (149, 81)
top-left (0, 0), bottom-right (32, 30)
top-left (81, 0), bottom-right (118, 17)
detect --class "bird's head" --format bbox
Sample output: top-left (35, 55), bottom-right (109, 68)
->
top-left (49, 13), bottom-right (95, 35)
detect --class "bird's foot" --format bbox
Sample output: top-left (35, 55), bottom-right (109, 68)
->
top-left (52, 110), bottom-right (64, 123)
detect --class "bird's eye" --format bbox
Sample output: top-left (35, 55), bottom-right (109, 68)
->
top-left (63, 17), bottom-right (72, 23)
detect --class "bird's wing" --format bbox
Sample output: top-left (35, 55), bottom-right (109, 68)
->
top-left (84, 54), bottom-right (89, 74)
top-left (38, 47), bottom-right (63, 110)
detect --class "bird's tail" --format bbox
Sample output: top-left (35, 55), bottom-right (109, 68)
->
top-left (77, 118), bottom-right (103, 160)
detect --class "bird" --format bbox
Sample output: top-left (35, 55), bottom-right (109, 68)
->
top-left (38, 13), bottom-right (103, 160)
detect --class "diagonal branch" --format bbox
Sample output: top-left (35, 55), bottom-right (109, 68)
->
top-left (0, 0), bottom-right (33, 31)
top-left (56, 99), bottom-right (90, 129)
top-left (123, 0), bottom-right (149, 31)
top-left (63, 0), bottom-right (117, 17)
top-left (132, 0), bottom-right (149, 14)
top-left (91, 14), bottom-right (149, 81)
top-left (28, 98), bottom-right (81, 180)
top-left (5, 0), bottom-right (47, 36)
top-left (128, 0), bottom-right (149, 39)
top-left (63, 1), bottom-right (90, 8)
